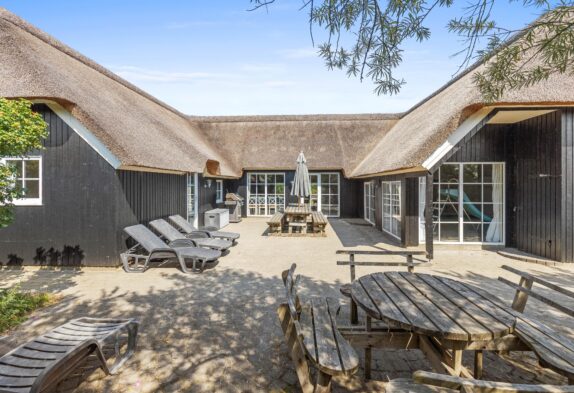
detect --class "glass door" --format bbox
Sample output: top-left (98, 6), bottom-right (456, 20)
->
top-left (309, 173), bottom-right (340, 217)
top-left (247, 172), bottom-right (285, 216)
top-left (433, 163), bottom-right (504, 244)
top-left (364, 181), bottom-right (375, 225)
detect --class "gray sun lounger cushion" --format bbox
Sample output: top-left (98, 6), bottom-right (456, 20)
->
top-left (169, 214), bottom-right (240, 241)
top-left (0, 317), bottom-right (138, 393)
top-left (121, 224), bottom-right (221, 273)
top-left (150, 219), bottom-right (232, 251)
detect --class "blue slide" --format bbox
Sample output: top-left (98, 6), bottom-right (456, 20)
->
top-left (439, 189), bottom-right (492, 222)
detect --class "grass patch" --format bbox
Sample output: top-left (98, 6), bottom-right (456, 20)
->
top-left (0, 286), bottom-right (57, 334)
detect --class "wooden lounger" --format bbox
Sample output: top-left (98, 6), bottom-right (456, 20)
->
top-left (0, 317), bottom-right (138, 393)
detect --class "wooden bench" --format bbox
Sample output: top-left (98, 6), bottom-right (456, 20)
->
top-left (498, 265), bottom-right (574, 384)
top-left (311, 211), bottom-right (327, 234)
top-left (277, 264), bottom-right (359, 393)
top-left (336, 249), bottom-right (429, 325)
top-left (386, 371), bottom-right (574, 392)
top-left (267, 212), bottom-right (284, 234)
top-left (0, 317), bottom-right (138, 393)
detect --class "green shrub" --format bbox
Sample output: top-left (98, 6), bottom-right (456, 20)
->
top-left (0, 286), bottom-right (56, 334)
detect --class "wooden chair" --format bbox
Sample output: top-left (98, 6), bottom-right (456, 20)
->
top-left (0, 317), bottom-right (138, 393)
top-left (336, 250), bottom-right (429, 325)
top-left (386, 371), bottom-right (574, 392)
top-left (277, 264), bottom-right (359, 393)
top-left (498, 265), bottom-right (574, 384)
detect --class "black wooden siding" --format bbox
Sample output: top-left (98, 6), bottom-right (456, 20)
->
top-left (446, 111), bottom-right (562, 261)
top-left (561, 109), bottom-right (574, 262)
top-left (117, 171), bottom-right (186, 227)
top-left (0, 104), bottom-right (188, 267)
top-left (0, 104), bottom-right (122, 266)
top-left (227, 170), bottom-right (361, 218)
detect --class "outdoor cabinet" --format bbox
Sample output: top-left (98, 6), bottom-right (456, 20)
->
top-left (204, 208), bottom-right (230, 229)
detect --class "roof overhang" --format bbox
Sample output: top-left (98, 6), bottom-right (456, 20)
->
top-left (423, 105), bottom-right (572, 173)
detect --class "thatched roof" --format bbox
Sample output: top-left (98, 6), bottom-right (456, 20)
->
top-left (193, 114), bottom-right (398, 177)
top-left (351, 40), bottom-right (574, 178)
top-left (0, 8), bottom-right (235, 176)
top-left (2, 7), bottom-right (574, 179)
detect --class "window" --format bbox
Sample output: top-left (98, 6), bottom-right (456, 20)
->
top-left (382, 181), bottom-right (401, 239)
top-left (216, 180), bottom-right (223, 203)
top-left (432, 163), bottom-right (504, 244)
top-left (247, 173), bottom-right (285, 216)
top-left (364, 181), bottom-right (376, 225)
top-left (187, 173), bottom-right (197, 224)
top-left (1, 157), bottom-right (42, 205)
top-left (309, 173), bottom-right (340, 217)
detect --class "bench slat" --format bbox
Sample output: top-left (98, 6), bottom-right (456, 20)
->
top-left (337, 261), bottom-right (423, 267)
top-left (0, 375), bottom-right (36, 388)
top-left (515, 317), bottom-right (574, 379)
top-left (311, 297), bottom-right (342, 373)
top-left (0, 355), bottom-right (55, 369)
top-left (336, 250), bottom-right (427, 255)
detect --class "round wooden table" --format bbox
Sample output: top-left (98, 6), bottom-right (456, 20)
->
top-left (351, 271), bottom-right (517, 378)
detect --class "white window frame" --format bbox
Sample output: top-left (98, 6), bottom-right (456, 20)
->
top-left (418, 177), bottom-right (426, 244)
top-left (187, 173), bottom-right (199, 228)
top-left (1, 156), bottom-right (42, 206)
top-left (382, 180), bottom-right (401, 240)
top-left (364, 181), bottom-right (376, 225)
top-left (215, 180), bottom-right (223, 203)
top-left (309, 172), bottom-right (341, 218)
top-left (246, 172), bottom-right (286, 217)
top-left (432, 162), bottom-right (505, 245)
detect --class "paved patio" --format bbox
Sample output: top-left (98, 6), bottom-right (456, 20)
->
top-left (1, 218), bottom-right (574, 392)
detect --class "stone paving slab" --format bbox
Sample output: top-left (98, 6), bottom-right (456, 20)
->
top-left (1, 218), bottom-right (573, 392)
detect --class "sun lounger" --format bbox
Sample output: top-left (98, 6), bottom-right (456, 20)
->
top-left (0, 317), bottom-right (138, 393)
top-left (150, 218), bottom-right (232, 251)
top-left (121, 224), bottom-right (220, 273)
top-left (169, 214), bottom-right (240, 243)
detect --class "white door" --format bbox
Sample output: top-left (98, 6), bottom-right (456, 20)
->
top-left (247, 173), bottom-right (285, 216)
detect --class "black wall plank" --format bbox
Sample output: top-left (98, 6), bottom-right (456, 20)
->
top-left (227, 170), bottom-right (360, 218)
top-left (0, 105), bottom-right (121, 266)
top-left (562, 109), bottom-right (574, 262)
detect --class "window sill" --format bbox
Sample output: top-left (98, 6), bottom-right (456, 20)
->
top-left (12, 200), bottom-right (42, 206)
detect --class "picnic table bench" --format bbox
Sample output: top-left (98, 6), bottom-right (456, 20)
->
top-left (311, 211), bottom-right (327, 235)
top-left (277, 264), bottom-right (359, 393)
top-left (0, 317), bottom-right (138, 393)
top-left (498, 265), bottom-right (574, 384)
top-left (386, 371), bottom-right (574, 392)
top-left (267, 212), bottom-right (284, 234)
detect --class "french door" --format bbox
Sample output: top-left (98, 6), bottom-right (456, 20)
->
top-left (247, 172), bottom-right (285, 216)
top-left (309, 173), bottom-right (340, 217)
top-left (364, 181), bottom-right (375, 225)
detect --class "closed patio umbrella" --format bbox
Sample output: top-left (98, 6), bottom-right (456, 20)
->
top-left (291, 151), bottom-right (311, 205)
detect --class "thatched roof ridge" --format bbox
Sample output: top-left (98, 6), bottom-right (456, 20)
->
top-left (193, 116), bottom-right (398, 177)
top-left (0, 7), bottom-right (236, 176)
top-left (192, 113), bottom-right (401, 122)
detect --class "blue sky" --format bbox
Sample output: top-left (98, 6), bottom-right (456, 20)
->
top-left (3, 1), bottom-right (545, 115)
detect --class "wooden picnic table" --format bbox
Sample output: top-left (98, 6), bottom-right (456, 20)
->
top-left (284, 205), bottom-right (312, 220)
top-left (350, 272), bottom-right (521, 379)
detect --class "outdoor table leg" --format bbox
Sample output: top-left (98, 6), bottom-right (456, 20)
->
top-left (365, 315), bottom-right (372, 380)
top-left (453, 349), bottom-right (463, 376)
top-left (350, 300), bottom-right (358, 325)
top-left (474, 350), bottom-right (483, 379)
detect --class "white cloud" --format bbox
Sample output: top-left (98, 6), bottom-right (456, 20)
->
top-left (262, 80), bottom-right (295, 87)
top-left (240, 63), bottom-right (286, 73)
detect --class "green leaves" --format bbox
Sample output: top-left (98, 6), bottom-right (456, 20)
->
top-left (0, 99), bottom-right (48, 227)
top-left (252, 0), bottom-right (574, 100)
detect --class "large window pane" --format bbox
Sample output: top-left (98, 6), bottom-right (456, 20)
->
top-left (382, 180), bottom-right (401, 238)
